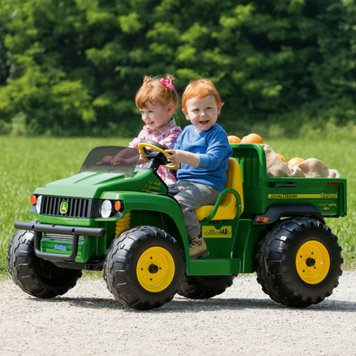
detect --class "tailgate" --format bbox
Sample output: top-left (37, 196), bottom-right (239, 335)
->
top-left (266, 178), bottom-right (347, 217)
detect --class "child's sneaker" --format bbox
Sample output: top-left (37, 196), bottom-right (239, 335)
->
top-left (189, 236), bottom-right (209, 259)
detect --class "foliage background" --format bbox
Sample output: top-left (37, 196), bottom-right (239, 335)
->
top-left (0, 0), bottom-right (355, 137)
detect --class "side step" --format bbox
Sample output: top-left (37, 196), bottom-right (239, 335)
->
top-left (187, 258), bottom-right (241, 276)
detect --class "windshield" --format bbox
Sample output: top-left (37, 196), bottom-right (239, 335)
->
top-left (80, 146), bottom-right (140, 176)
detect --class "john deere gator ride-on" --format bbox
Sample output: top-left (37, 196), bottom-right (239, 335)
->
top-left (7, 141), bottom-right (347, 310)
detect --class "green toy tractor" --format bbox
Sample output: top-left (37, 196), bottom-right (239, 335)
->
top-left (7, 141), bottom-right (347, 310)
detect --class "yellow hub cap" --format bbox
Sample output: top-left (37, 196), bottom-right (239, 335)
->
top-left (136, 246), bottom-right (175, 293)
top-left (296, 240), bottom-right (330, 284)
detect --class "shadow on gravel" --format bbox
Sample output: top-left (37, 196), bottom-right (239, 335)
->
top-left (33, 296), bottom-right (122, 310)
top-left (33, 296), bottom-right (356, 313)
top-left (306, 299), bottom-right (356, 312)
top-left (160, 298), bottom-right (356, 313)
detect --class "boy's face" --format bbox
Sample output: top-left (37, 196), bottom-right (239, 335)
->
top-left (140, 102), bottom-right (173, 131)
top-left (182, 95), bottom-right (220, 132)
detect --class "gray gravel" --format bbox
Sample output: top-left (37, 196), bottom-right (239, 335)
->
top-left (0, 271), bottom-right (355, 356)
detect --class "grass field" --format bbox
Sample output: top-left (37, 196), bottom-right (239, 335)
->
top-left (0, 136), bottom-right (354, 275)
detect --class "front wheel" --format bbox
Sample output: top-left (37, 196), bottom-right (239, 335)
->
top-left (256, 217), bottom-right (343, 308)
top-left (7, 230), bottom-right (82, 298)
top-left (104, 226), bottom-right (184, 310)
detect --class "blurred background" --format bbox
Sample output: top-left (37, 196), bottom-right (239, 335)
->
top-left (0, 0), bottom-right (355, 138)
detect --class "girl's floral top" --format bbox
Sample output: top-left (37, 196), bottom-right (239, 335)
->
top-left (129, 119), bottom-right (181, 185)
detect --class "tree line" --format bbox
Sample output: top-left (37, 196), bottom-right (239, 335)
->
top-left (0, 0), bottom-right (354, 137)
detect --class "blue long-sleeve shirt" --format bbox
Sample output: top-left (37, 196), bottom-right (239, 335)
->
top-left (174, 123), bottom-right (233, 191)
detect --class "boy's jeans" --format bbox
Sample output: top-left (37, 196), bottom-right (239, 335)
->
top-left (169, 181), bottom-right (220, 239)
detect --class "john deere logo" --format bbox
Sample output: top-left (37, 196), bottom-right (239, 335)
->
top-left (60, 201), bottom-right (69, 214)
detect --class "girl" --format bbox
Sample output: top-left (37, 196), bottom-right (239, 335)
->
top-left (102, 75), bottom-right (181, 185)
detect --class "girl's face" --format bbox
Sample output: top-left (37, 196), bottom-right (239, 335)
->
top-left (140, 102), bottom-right (174, 131)
top-left (182, 95), bottom-right (220, 132)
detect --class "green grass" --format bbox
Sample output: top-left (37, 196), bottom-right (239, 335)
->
top-left (0, 136), bottom-right (354, 275)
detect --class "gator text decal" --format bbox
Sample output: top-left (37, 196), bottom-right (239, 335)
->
top-left (268, 193), bottom-right (338, 199)
top-left (202, 226), bottom-right (232, 238)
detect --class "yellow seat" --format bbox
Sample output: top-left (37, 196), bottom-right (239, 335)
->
top-left (195, 158), bottom-right (244, 221)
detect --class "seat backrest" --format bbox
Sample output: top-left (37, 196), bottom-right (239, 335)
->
top-left (221, 157), bottom-right (244, 211)
top-left (195, 157), bottom-right (244, 221)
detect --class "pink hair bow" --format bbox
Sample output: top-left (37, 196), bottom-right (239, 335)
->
top-left (159, 78), bottom-right (175, 90)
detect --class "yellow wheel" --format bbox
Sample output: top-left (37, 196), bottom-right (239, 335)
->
top-left (136, 246), bottom-right (175, 293)
top-left (256, 217), bottom-right (343, 308)
top-left (296, 240), bottom-right (330, 284)
top-left (104, 226), bottom-right (184, 310)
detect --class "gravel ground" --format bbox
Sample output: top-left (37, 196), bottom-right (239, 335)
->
top-left (0, 271), bottom-right (355, 356)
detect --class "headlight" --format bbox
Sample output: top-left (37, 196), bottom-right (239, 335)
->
top-left (35, 195), bottom-right (42, 213)
top-left (100, 200), bottom-right (112, 218)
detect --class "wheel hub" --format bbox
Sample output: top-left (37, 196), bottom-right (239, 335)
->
top-left (295, 240), bottom-right (330, 284)
top-left (136, 246), bottom-right (175, 292)
top-left (148, 264), bottom-right (159, 273)
top-left (306, 257), bottom-right (315, 267)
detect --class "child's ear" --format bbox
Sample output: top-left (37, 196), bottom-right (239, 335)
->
top-left (182, 107), bottom-right (188, 119)
top-left (167, 103), bottom-right (174, 115)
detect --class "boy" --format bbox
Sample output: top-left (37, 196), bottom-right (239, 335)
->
top-left (167, 79), bottom-right (232, 258)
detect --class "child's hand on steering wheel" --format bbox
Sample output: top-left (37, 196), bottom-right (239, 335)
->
top-left (97, 155), bottom-right (114, 165)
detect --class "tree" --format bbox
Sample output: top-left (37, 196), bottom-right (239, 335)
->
top-left (0, 0), bottom-right (354, 136)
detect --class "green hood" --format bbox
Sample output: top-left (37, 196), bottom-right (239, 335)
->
top-left (35, 169), bottom-right (167, 198)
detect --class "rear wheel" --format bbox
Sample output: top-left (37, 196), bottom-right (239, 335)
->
top-left (104, 226), bottom-right (184, 310)
top-left (256, 217), bottom-right (343, 308)
top-left (7, 230), bottom-right (81, 298)
top-left (178, 275), bottom-right (234, 299)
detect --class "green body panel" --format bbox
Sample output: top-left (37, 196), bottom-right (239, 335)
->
top-left (23, 145), bottom-right (346, 274)
top-left (232, 144), bottom-right (347, 217)
top-left (35, 169), bottom-right (166, 198)
top-left (188, 259), bottom-right (241, 275)
top-left (33, 167), bottom-right (188, 263)
top-left (187, 219), bottom-right (265, 275)
top-left (40, 236), bottom-right (99, 263)
top-left (36, 191), bottom-right (188, 263)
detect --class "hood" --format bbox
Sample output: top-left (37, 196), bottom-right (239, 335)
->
top-left (34, 169), bottom-right (165, 198)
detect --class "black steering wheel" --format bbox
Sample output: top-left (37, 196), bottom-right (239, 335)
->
top-left (137, 140), bottom-right (179, 170)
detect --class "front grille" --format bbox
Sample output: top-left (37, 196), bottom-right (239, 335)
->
top-left (41, 196), bottom-right (96, 218)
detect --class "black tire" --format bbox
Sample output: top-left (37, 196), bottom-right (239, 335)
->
top-left (104, 226), bottom-right (184, 310)
top-left (255, 237), bottom-right (281, 304)
top-left (7, 230), bottom-right (82, 298)
top-left (178, 275), bottom-right (234, 299)
top-left (256, 217), bottom-right (343, 308)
